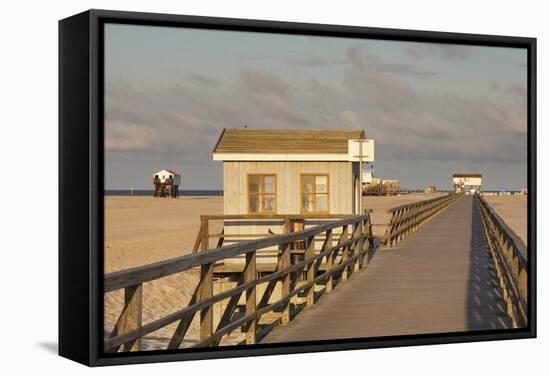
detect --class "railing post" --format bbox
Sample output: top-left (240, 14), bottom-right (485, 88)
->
top-left (305, 235), bottom-right (316, 307)
top-left (324, 230), bottom-right (334, 293)
top-left (122, 284), bottom-right (142, 352)
top-left (362, 215), bottom-right (372, 267)
top-left (340, 225), bottom-right (350, 281)
top-left (202, 217), bottom-right (209, 252)
top-left (281, 240), bottom-right (291, 325)
top-left (244, 250), bottom-right (257, 344)
top-left (200, 262), bottom-right (214, 342)
top-left (352, 221), bottom-right (362, 273)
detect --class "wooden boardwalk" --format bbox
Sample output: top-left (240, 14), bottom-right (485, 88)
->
top-left (262, 195), bottom-right (512, 343)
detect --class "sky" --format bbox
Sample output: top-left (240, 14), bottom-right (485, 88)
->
top-left (104, 23), bottom-right (528, 191)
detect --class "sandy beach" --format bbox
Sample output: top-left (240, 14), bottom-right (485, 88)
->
top-left (483, 195), bottom-right (528, 246)
top-left (104, 196), bottom-right (223, 350)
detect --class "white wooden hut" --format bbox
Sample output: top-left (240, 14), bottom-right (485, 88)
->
top-left (213, 128), bottom-right (374, 216)
top-left (212, 128), bottom-right (374, 266)
top-left (154, 169), bottom-right (181, 185)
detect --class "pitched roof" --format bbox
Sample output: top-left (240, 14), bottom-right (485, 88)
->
top-left (167, 169), bottom-right (181, 176)
top-left (213, 128), bottom-right (365, 154)
top-left (453, 173), bottom-right (482, 178)
top-left (155, 169), bottom-right (181, 176)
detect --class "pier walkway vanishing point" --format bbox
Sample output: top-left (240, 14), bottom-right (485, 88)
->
top-left (104, 193), bottom-right (527, 351)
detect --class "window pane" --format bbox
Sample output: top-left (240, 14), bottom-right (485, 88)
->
top-left (249, 175), bottom-right (261, 194)
top-left (315, 175), bottom-right (328, 193)
top-left (263, 175), bottom-right (275, 193)
top-left (249, 195), bottom-right (260, 213)
top-left (302, 175), bottom-right (315, 193)
top-left (263, 195), bottom-right (275, 212)
top-left (316, 194), bottom-right (328, 212)
top-left (302, 194), bottom-right (315, 212)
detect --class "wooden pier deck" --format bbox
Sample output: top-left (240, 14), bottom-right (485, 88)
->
top-left (262, 195), bottom-right (512, 343)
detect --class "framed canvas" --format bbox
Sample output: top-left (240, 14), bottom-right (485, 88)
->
top-left (59, 9), bottom-right (536, 366)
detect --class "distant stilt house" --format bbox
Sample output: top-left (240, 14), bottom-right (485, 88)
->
top-left (212, 128), bottom-right (374, 264)
top-left (153, 169), bottom-right (181, 198)
top-left (452, 173), bottom-right (482, 194)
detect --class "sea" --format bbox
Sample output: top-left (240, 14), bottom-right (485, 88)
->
top-left (105, 189), bottom-right (223, 196)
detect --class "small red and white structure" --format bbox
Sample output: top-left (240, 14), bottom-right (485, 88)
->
top-left (154, 169), bottom-right (181, 185)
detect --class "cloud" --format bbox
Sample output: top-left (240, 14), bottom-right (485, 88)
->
top-left (405, 44), bottom-right (474, 60)
top-left (105, 121), bottom-right (158, 151)
top-left (282, 56), bottom-right (345, 67)
top-left (239, 69), bottom-right (310, 125)
top-left (105, 43), bottom-right (526, 190)
top-left (343, 45), bottom-right (417, 110)
top-left (188, 73), bottom-right (222, 88)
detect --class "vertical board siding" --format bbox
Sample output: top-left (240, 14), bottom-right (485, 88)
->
top-left (222, 161), bottom-right (354, 264)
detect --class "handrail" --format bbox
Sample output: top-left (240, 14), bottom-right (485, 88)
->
top-left (191, 213), bottom-right (367, 253)
top-left (104, 213), bottom-right (374, 352)
top-left (383, 193), bottom-right (462, 247)
top-left (475, 194), bottom-right (528, 327)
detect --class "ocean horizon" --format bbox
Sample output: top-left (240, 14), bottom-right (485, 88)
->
top-left (105, 189), bottom-right (223, 196)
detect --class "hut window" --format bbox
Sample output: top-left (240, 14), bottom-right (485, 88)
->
top-left (301, 174), bottom-right (329, 213)
top-left (248, 174), bottom-right (277, 213)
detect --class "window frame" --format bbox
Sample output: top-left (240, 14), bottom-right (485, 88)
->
top-left (246, 173), bottom-right (278, 214)
top-left (300, 173), bottom-right (330, 214)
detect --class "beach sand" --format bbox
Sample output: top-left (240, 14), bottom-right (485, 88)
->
top-left (483, 195), bottom-right (528, 246)
top-left (104, 196), bottom-right (223, 350)
top-left (103, 192), bottom-right (447, 350)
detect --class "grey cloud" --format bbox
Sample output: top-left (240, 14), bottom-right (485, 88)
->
top-left (188, 73), bottom-right (223, 88)
top-left (239, 69), bottom-right (311, 125)
top-left (240, 68), bottom-right (289, 98)
top-left (406, 44), bottom-right (474, 60)
top-left (105, 43), bottom-right (526, 190)
top-left (375, 62), bottom-right (437, 77)
top-left (336, 46), bottom-right (525, 166)
top-left (282, 56), bottom-right (345, 67)
top-left (105, 120), bottom-right (158, 151)
top-left (343, 45), bottom-right (417, 110)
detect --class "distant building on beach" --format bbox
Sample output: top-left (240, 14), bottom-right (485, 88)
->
top-left (153, 169), bottom-right (181, 198)
top-left (425, 185), bottom-right (437, 194)
top-left (212, 128), bottom-right (374, 216)
top-left (154, 169), bottom-right (181, 185)
top-left (452, 173), bottom-right (482, 194)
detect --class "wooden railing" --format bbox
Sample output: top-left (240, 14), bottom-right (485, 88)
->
top-left (383, 193), bottom-right (462, 247)
top-left (475, 194), bottom-right (528, 327)
top-left (192, 213), bottom-right (367, 254)
top-left (104, 213), bottom-right (374, 352)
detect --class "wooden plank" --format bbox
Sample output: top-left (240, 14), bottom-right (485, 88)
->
top-left (324, 230), bottom-right (334, 293)
top-left (305, 235), bottom-right (316, 306)
top-left (167, 289), bottom-right (198, 350)
top-left (122, 284), bottom-right (142, 352)
top-left (340, 226), bottom-right (349, 281)
top-left (280, 241), bottom-right (291, 325)
top-left (244, 251), bottom-right (257, 344)
top-left (199, 263), bottom-right (214, 341)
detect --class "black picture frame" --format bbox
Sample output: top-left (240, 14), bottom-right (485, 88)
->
top-left (59, 9), bottom-right (537, 367)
